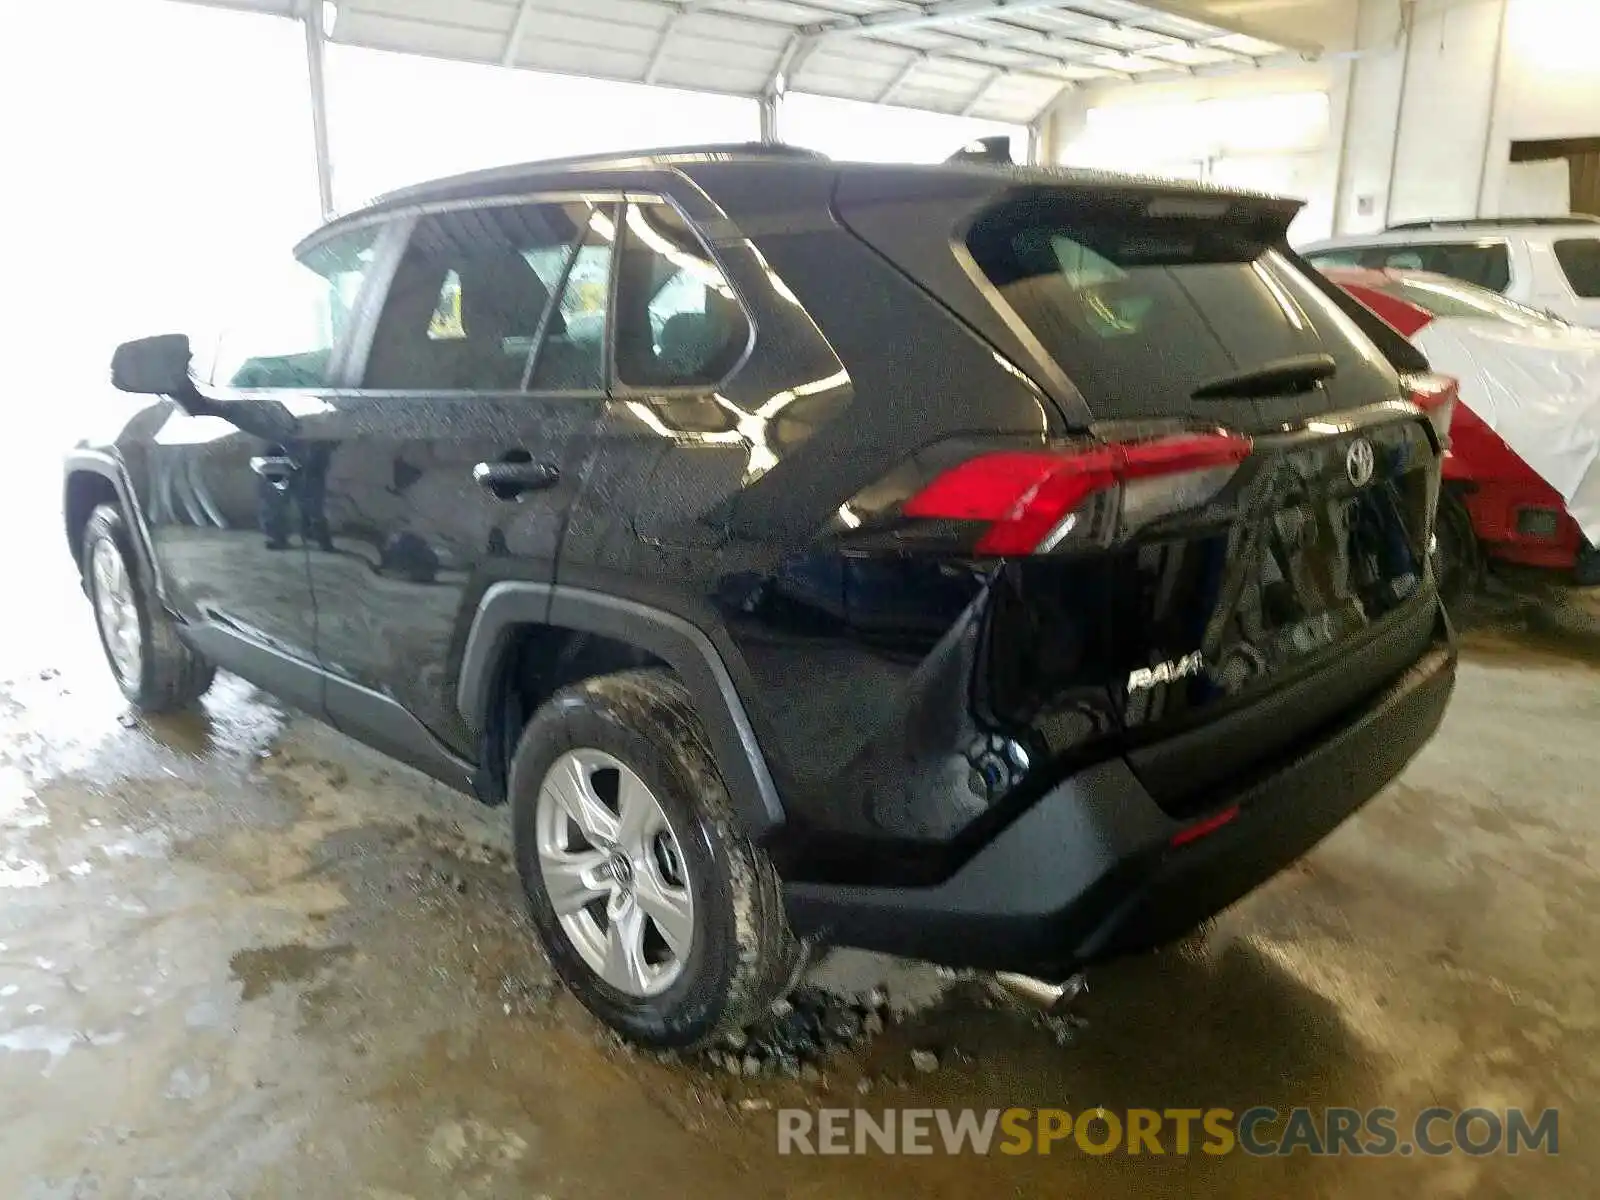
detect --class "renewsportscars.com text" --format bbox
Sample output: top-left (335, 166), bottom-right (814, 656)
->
top-left (776, 1106), bottom-right (1559, 1157)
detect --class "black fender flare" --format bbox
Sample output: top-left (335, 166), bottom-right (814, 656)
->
top-left (456, 583), bottom-right (785, 840)
top-left (63, 450), bottom-right (163, 596)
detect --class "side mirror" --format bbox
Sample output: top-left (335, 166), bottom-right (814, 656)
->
top-left (111, 334), bottom-right (195, 397)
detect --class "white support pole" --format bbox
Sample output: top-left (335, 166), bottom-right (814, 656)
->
top-left (303, 1), bottom-right (335, 220)
top-left (758, 89), bottom-right (784, 143)
top-left (1474, 0), bottom-right (1511, 217)
top-left (1381, 0), bottom-right (1416, 230)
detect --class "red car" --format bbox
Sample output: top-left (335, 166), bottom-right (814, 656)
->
top-left (1323, 267), bottom-right (1600, 594)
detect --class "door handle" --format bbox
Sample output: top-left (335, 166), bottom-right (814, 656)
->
top-left (473, 460), bottom-right (560, 498)
top-left (250, 455), bottom-right (300, 485)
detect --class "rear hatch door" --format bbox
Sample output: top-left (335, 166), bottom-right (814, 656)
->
top-left (836, 168), bottom-right (1445, 813)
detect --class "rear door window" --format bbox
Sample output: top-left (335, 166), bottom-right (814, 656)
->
top-left (967, 203), bottom-right (1395, 420)
top-left (1553, 238), bottom-right (1600, 298)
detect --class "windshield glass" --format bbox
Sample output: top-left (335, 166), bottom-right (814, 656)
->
top-left (1374, 275), bottom-right (1569, 329)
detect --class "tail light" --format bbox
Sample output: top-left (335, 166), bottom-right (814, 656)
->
top-left (1403, 372), bottom-right (1458, 446)
top-left (901, 433), bottom-right (1252, 556)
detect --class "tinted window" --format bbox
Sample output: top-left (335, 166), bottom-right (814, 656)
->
top-left (527, 212), bottom-right (614, 392)
top-left (214, 226), bottom-right (379, 388)
top-left (1305, 248), bottom-right (1367, 267)
top-left (364, 201), bottom-right (613, 392)
top-left (614, 202), bottom-right (749, 389)
top-left (968, 202), bottom-right (1392, 420)
top-left (1554, 238), bottom-right (1600, 298)
top-left (1366, 241), bottom-right (1511, 292)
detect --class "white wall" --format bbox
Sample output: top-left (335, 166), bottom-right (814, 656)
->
top-left (1050, 64), bottom-right (1347, 240)
top-left (1047, 0), bottom-right (1600, 242)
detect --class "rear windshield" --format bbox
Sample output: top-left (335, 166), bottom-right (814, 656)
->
top-left (968, 202), bottom-right (1394, 420)
top-left (1554, 238), bottom-right (1600, 298)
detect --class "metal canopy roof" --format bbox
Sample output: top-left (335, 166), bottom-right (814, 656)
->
top-left (183, 0), bottom-right (1313, 125)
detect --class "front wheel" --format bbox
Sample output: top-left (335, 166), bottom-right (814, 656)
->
top-left (81, 504), bottom-right (215, 712)
top-left (510, 668), bottom-right (798, 1049)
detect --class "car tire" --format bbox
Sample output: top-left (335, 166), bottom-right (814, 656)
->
top-left (510, 667), bottom-right (799, 1049)
top-left (1432, 490), bottom-right (1481, 607)
top-left (81, 504), bottom-right (216, 712)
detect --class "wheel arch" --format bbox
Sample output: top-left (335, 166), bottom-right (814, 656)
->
top-left (458, 583), bottom-right (785, 841)
top-left (63, 453), bottom-right (157, 588)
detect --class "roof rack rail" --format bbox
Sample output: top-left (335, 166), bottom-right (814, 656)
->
top-left (366, 142), bottom-right (829, 209)
top-left (1385, 215), bottom-right (1600, 231)
top-left (530, 142), bottom-right (828, 168)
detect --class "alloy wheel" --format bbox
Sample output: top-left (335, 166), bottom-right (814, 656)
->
top-left (534, 748), bottom-right (695, 997)
top-left (91, 537), bottom-right (142, 686)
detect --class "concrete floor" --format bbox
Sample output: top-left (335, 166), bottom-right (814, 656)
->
top-left (3, 509), bottom-right (1598, 1198)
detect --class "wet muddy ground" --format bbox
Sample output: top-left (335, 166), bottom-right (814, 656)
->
top-left (3, 503), bottom-right (1598, 1197)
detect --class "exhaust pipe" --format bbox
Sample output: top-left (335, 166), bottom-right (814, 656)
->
top-left (994, 971), bottom-right (1086, 1014)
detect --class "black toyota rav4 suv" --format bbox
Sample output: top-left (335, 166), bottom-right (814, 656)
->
top-left (66, 144), bottom-right (1457, 1048)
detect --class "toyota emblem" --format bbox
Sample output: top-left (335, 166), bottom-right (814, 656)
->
top-left (1346, 437), bottom-right (1375, 488)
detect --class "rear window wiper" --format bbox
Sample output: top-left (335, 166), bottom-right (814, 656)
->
top-left (1190, 353), bottom-right (1337, 400)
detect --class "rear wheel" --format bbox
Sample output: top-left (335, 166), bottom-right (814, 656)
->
top-left (1431, 491), bottom-right (1481, 607)
top-left (81, 504), bottom-right (214, 712)
top-left (511, 668), bottom-right (798, 1049)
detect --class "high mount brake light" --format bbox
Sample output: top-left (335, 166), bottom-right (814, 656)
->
top-left (1403, 372), bottom-right (1458, 446)
top-left (903, 433), bottom-right (1253, 556)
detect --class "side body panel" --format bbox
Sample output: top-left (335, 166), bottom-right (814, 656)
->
top-left (552, 161), bottom-right (1063, 868)
top-left (116, 392), bottom-right (328, 708)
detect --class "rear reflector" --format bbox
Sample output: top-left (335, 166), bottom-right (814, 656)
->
top-left (1516, 507), bottom-right (1562, 538)
top-left (903, 433), bottom-right (1252, 556)
top-left (1169, 804), bottom-right (1241, 848)
top-left (1403, 372), bottom-right (1458, 445)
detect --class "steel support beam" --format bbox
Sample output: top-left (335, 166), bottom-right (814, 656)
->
top-left (803, 0), bottom-right (1097, 39)
top-left (961, 68), bottom-right (1001, 117)
top-left (1114, 0), bottom-right (1323, 58)
top-left (303, 0), bottom-right (334, 220)
top-left (645, 1), bottom-right (714, 85)
top-left (1029, 5), bottom-right (1264, 61)
top-left (502, 0), bottom-right (534, 67)
top-left (877, 53), bottom-right (926, 103)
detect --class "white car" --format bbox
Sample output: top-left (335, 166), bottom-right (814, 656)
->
top-left (1300, 217), bottom-right (1600, 329)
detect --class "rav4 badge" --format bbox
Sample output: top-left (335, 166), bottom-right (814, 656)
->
top-left (1127, 651), bottom-right (1205, 693)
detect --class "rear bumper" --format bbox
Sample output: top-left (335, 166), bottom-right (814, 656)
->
top-left (783, 633), bottom-right (1456, 976)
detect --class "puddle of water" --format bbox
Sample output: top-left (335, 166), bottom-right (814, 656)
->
top-left (230, 943), bottom-right (354, 1002)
